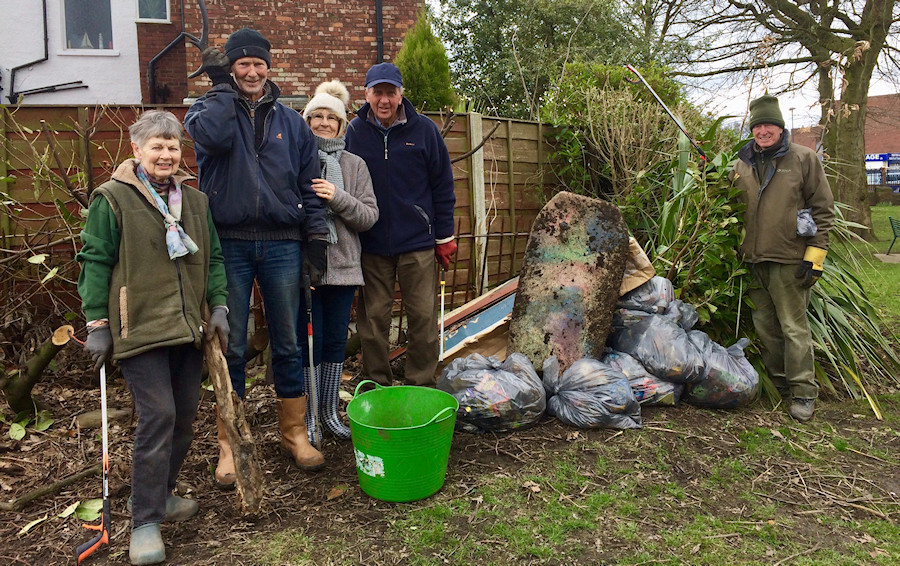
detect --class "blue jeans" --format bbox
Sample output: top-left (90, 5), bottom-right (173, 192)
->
top-left (300, 284), bottom-right (357, 366)
top-left (221, 239), bottom-right (305, 398)
top-left (120, 344), bottom-right (202, 527)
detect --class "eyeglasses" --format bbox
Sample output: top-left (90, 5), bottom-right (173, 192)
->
top-left (310, 112), bottom-right (341, 123)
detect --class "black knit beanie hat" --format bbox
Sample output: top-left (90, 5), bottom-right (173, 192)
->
top-left (748, 94), bottom-right (785, 129)
top-left (225, 28), bottom-right (271, 68)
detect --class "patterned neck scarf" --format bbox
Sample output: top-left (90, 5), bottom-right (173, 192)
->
top-left (315, 135), bottom-right (345, 244)
top-left (135, 164), bottom-right (199, 260)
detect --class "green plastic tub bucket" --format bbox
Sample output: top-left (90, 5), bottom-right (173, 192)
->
top-left (347, 380), bottom-right (458, 502)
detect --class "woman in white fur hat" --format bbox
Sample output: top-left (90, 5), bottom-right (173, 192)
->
top-left (301, 80), bottom-right (379, 444)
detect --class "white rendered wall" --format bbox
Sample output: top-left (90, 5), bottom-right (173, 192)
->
top-left (0, 1), bottom-right (142, 105)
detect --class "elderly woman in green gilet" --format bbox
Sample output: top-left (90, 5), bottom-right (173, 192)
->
top-left (76, 110), bottom-right (228, 566)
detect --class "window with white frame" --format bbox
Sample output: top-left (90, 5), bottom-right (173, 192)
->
top-left (63, 0), bottom-right (114, 50)
top-left (137, 0), bottom-right (170, 22)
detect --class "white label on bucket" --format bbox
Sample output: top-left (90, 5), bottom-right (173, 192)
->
top-left (354, 448), bottom-right (385, 477)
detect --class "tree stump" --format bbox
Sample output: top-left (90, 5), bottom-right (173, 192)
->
top-left (2, 325), bottom-right (74, 414)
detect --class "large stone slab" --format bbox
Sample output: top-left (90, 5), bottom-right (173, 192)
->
top-left (508, 191), bottom-right (629, 372)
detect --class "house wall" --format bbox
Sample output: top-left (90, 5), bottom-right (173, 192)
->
top-left (180, 0), bottom-right (422, 106)
top-left (2, 1), bottom-right (423, 107)
top-left (791, 93), bottom-right (900, 154)
top-left (0, 0), bottom-right (143, 105)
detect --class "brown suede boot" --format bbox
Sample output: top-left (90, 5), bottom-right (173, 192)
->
top-left (276, 396), bottom-right (325, 471)
top-left (214, 408), bottom-right (237, 489)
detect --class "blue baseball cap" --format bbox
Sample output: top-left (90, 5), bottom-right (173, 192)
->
top-left (365, 63), bottom-right (403, 89)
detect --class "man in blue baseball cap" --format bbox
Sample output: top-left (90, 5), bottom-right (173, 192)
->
top-left (345, 62), bottom-right (457, 386)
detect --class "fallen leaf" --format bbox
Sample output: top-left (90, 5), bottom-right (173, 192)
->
top-left (691, 543), bottom-right (701, 554)
top-left (770, 429), bottom-right (785, 440)
top-left (58, 501), bottom-right (80, 518)
top-left (327, 485), bottom-right (348, 500)
top-left (522, 480), bottom-right (541, 493)
top-left (18, 514), bottom-right (48, 536)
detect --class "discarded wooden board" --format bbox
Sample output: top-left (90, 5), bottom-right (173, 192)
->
top-left (435, 278), bottom-right (518, 375)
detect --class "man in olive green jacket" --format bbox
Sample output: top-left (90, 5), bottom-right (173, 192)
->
top-left (732, 94), bottom-right (834, 422)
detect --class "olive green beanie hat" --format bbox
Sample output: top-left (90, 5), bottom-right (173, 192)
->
top-left (748, 94), bottom-right (785, 129)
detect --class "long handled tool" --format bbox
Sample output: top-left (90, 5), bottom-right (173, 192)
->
top-left (624, 64), bottom-right (709, 163)
top-left (303, 272), bottom-right (322, 448)
top-left (439, 268), bottom-right (446, 362)
top-left (76, 364), bottom-right (111, 564)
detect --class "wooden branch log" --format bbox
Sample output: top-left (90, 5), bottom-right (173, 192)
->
top-left (0, 464), bottom-right (99, 512)
top-left (2, 326), bottom-right (73, 415)
top-left (203, 335), bottom-right (264, 517)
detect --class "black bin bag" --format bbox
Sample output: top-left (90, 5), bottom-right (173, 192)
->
top-left (610, 315), bottom-right (704, 384)
top-left (437, 353), bottom-right (546, 433)
top-left (602, 350), bottom-right (683, 406)
top-left (542, 356), bottom-right (641, 429)
top-left (683, 332), bottom-right (759, 409)
top-left (617, 276), bottom-right (675, 314)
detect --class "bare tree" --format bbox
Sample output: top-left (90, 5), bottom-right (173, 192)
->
top-left (675, 0), bottom-right (900, 237)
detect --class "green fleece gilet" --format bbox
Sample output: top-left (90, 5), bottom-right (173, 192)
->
top-left (94, 178), bottom-right (212, 360)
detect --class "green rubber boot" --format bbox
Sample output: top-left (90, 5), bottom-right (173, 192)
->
top-left (129, 523), bottom-right (165, 565)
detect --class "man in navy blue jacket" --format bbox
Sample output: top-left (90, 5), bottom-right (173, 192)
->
top-left (345, 63), bottom-right (457, 386)
top-left (185, 28), bottom-right (328, 481)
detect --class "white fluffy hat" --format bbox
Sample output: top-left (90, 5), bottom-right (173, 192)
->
top-left (303, 80), bottom-right (350, 130)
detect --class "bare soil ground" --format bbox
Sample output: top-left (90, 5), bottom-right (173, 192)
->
top-left (2, 356), bottom-right (899, 565)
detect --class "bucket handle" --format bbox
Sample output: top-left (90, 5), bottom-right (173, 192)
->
top-left (353, 379), bottom-right (384, 398)
top-left (424, 406), bottom-right (456, 426)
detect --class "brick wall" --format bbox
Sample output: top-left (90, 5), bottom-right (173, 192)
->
top-left (791, 93), bottom-right (900, 154)
top-left (137, 0), bottom-right (423, 106)
top-left (137, 0), bottom-right (187, 104)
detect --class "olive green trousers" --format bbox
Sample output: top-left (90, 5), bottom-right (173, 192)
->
top-left (748, 262), bottom-right (818, 400)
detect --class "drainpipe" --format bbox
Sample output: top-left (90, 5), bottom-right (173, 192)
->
top-left (147, 0), bottom-right (190, 104)
top-left (7, 0), bottom-right (85, 103)
top-left (376, 0), bottom-right (384, 63)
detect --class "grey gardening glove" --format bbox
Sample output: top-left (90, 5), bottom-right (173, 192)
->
top-left (201, 47), bottom-right (232, 86)
top-left (208, 306), bottom-right (230, 353)
top-left (84, 325), bottom-right (113, 372)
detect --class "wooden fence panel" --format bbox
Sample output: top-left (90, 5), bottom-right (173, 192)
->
top-left (2, 106), bottom-right (563, 322)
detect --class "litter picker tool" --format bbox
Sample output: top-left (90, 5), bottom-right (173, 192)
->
top-left (624, 64), bottom-right (709, 163)
top-left (439, 268), bottom-right (446, 362)
top-left (303, 271), bottom-right (323, 448)
top-left (75, 364), bottom-right (111, 564)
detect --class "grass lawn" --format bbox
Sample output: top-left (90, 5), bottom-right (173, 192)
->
top-left (838, 204), bottom-right (900, 336)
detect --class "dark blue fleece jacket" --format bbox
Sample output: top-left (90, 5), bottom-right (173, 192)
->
top-left (344, 97), bottom-right (455, 256)
top-left (184, 81), bottom-right (327, 240)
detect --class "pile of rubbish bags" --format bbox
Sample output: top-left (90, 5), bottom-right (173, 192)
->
top-left (437, 275), bottom-right (758, 432)
top-left (610, 276), bottom-right (759, 409)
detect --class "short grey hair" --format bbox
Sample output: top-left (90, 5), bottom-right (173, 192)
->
top-left (365, 85), bottom-right (404, 96)
top-left (129, 110), bottom-right (185, 147)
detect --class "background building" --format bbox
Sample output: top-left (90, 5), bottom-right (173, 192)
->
top-left (792, 93), bottom-right (900, 192)
top-left (0, 0), bottom-right (422, 107)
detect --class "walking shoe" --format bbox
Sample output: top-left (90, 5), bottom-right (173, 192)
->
top-left (127, 494), bottom-right (199, 522)
top-left (129, 523), bottom-right (165, 565)
top-left (789, 398), bottom-right (815, 422)
top-left (164, 494), bottom-right (199, 522)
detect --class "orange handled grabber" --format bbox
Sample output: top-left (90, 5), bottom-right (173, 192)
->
top-left (76, 363), bottom-right (111, 563)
